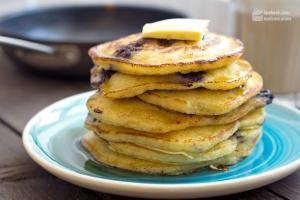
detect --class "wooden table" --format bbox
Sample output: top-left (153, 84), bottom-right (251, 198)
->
top-left (0, 51), bottom-right (299, 200)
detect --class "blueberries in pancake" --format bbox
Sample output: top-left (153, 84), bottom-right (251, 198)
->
top-left (93, 108), bottom-right (102, 114)
top-left (181, 71), bottom-right (205, 82)
top-left (89, 33), bottom-right (244, 75)
top-left (234, 131), bottom-right (243, 140)
top-left (114, 39), bottom-right (145, 58)
top-left (256, 89), bottom-right (274, 105)
top-left (158, 39), bottom-right (175, 47)
top-left (85, 114), bottom-right (100, 125)
top-left (179, 71), bottom-right (205, 87)
top-left (99, 59), bottom-right (253, 98)
top-left (114, 46), bottom-right (131, 58)
top-left (90, 69), bottom-right (115, 89)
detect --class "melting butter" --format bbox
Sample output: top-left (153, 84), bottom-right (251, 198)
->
top-left (142, 18), bottom-right (209, 41)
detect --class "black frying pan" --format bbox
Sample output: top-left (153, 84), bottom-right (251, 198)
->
top-left (0, 5), bottom-right (185, 78)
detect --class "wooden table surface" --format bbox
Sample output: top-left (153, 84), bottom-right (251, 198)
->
top-left (0, 51), bottom-right (299, 200)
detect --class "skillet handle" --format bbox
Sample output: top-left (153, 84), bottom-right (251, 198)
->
top-left (0, 35), bottom-right (56, 54)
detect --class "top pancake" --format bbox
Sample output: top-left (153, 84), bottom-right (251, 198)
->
top-left (89, 33), bottom-right (243, 75)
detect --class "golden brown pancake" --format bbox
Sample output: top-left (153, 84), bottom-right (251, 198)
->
top-left (86, 121), bottom-right (239, 154)
top-left (107, 137), bottom-right (237, 164)
top-left (89, 33), bottom-right (243, 75)
top-left (85, 108), bottom-right (263, 154)
top-left (239, 108), bottom-right (265, 129)
top-left (81, 128), bottom-right (261, 175)
top-left (93, 59), bottom-right (252, 98)
top-left (138, 71), bottom-right (262, 115)
top-left (82, 131), bottom-right (207, 175)
top-left (212, 127), bottom-right (262, 166)
top-left (86, 93), bottom-right (266, 133)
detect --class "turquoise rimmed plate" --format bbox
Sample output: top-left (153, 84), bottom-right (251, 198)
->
top-left (23, 91), bottom-right (300, 199)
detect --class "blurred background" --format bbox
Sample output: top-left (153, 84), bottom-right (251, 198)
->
top-left (0, 0), bottom-right (299, 126)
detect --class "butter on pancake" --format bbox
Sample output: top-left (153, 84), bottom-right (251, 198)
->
top-left (92, 59), bottom-right (252, 98)
top-left (89, 33), bottom-right (243, 75)
top-left (142, 19), bottom-right (209, 41)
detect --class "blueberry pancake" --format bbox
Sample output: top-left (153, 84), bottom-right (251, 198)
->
top-left (83, 19), bottom-right (273, 175)
top-left (92, 59), bottom-right (252, 98)
top-left (89, 33), bottom-right (243, 75)
top-left (138, 72), bottom-right (262, 115)
top-left (81, 128), bottom-right (261, 175)
top-left (86, 91), bottom-right (270, 133)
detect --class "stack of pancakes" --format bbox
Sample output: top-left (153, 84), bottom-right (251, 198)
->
top-left (82, 32), bottom-right (273, 175)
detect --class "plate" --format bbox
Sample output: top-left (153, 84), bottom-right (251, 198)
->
top-left (23, 91), bottom-right (300, 199)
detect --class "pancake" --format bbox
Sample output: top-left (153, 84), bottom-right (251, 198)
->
top-left (85, 108), bottom-right (264, 154)
top-left (108, 137), bottom-right (237, 164)
top-left (82, 131), bottom-right (207, 175)
top-left (239, 108), bottom-right (265, 129)
top-left (93, 59), bottom-right (252, 98)
top-left (89, 33), bottom-right (243, 75)
top-left (212, 127), bottom-right (262, 166)
top-left (86, 93), bottom-right (268, 133)
top-left (86, 121), bottom-right (239, 154)
top-left (138, 71), bottom-right (262, 115)
top-left (81, 129), bottom-right (261, 175)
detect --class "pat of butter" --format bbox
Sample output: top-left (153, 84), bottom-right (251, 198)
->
top-left (142, 18), bottom-right (209, 41)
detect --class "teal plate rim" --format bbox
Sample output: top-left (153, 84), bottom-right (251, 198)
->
top-left (22, 91), bottom-right (300, 198)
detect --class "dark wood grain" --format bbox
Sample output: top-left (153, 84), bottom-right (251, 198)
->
top-left (0, 123), bottom-right (30, 167)
top-left (0, 123), bottom-right (101, 200)
top-left (208, 188), bottom-right (284, 200)
top-left (267, 171), bottom-right (300, 200)
top-left (90, 188), bottom-right (285, 200)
